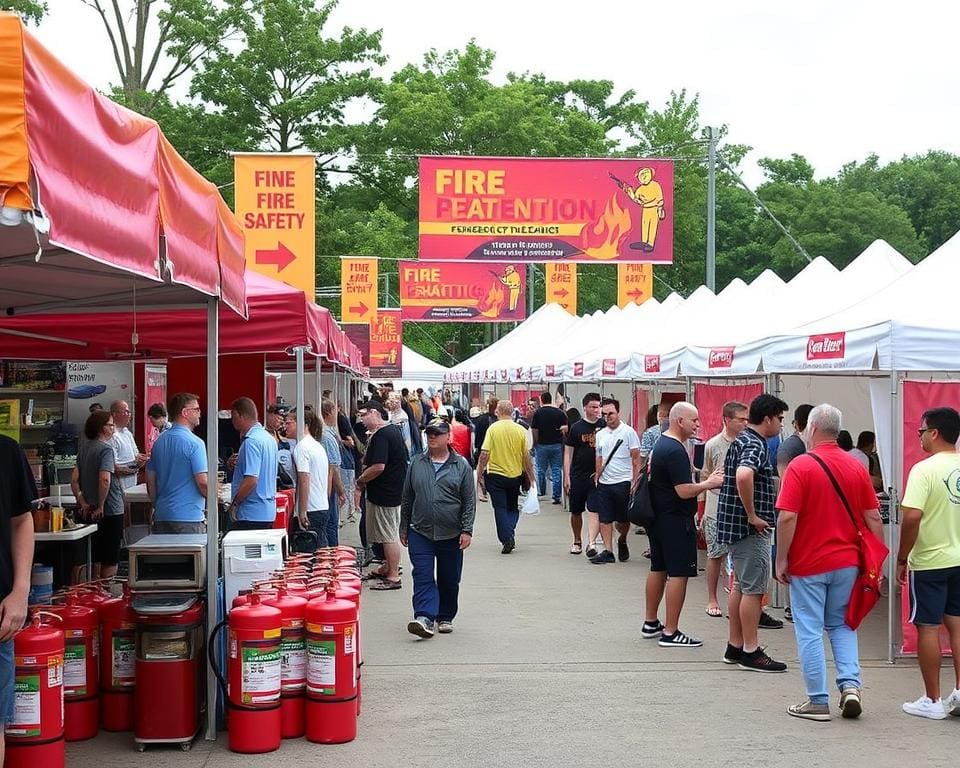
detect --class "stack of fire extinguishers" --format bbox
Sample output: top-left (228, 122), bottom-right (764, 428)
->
top-left (211, 545), bottom-right (363, 754)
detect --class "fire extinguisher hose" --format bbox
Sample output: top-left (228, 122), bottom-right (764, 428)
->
top-left (207, 619), bottom-right (229, 704)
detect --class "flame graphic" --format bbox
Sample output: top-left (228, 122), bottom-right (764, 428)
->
top-left (579, 194), bottom-right (633, 260)
top-left (477, 280), bottom-right (506, 317)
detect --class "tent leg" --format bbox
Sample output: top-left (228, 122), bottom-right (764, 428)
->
top-left (888, 369), bottom-right (901, 664)
top-left (295, 347), bottom-right (305, 438)
top-left (315, 356), bottom-right (322, 407)
top-left (204, 297), bottom-right (219, 741)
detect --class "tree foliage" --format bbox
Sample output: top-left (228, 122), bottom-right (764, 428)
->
top-left (1, 0), bottom-right (45, 23)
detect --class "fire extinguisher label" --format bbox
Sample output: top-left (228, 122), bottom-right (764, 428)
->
top-left (63, 641), bottom-right (87, 695)
top-left (240, 642), bottom-right (281, 705)
top-left (280, 634), bottom-right (307, 688)
top-left (306, 639), bottom-right (336, 694)
top-left (7, 673), bottom-right (40, 737)
top-left (344, 625), bottom-right (355, 655)
top-left (47, 654), bottom-right (63, 688)
top-left (111, 631), bottom-right (136, 687)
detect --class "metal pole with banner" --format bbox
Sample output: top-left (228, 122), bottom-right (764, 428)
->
top-left (617, 263), bottom-right (653, 307)
top-left (233, 153), bottom-right (316, 299)
top-left (544, 262), bottom-right (576, 314)
top-left (340, 257), bottom-right (378, 324)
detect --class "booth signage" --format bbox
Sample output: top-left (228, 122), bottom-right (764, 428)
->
top-left (340, 258), bottom-right (377, 323)
top-left (369, 310), bottom-right (402, 378)
top-left (573, 362), bottom-right (584, 377)
top-left (602, 359), bottom-right (617, 376)
top-left (546, 365), bottom-right (556, 377)
top-left (398, 261), bottom-right (526, 322)
top-left (644, 355), bottom-right (661, 374)
top-left (234, 154), bottom-right (316, 299)
top-left (418, 156), bottom-right (674, 263)
top-left (544, 263), bottom-right (577, 314)
top-left (708, 347), bottom-right (735, 370)
top-left (618, 263), bottom-right (653, 307)
top-left (806, 332), bottom-right (846, 361)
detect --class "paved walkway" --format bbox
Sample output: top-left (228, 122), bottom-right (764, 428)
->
top-left (69, 497), bottom-right (956, 767)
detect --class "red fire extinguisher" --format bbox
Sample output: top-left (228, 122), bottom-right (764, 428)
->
top-left (305, 586), bottom-right (358, 744)
top-left (47, 596), bottom-right (99, 741)
top-left (98, 587), bottom-right (136, 731)
top-left (4, 612), bottom-right (65, 768)
top-left (210, 594), bottom-right (282, 754)
top-left (263, 588), bottom-right (308, 738)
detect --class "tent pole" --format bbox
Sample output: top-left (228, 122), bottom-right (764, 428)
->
top-left (888, 369), bottom-right (901, 664)
top-left (295, 347), bottom-right (305, 438)
top-left (315, 356), bottom-right (322, 408)
top-left (204, 296), bottom-right (219, 741)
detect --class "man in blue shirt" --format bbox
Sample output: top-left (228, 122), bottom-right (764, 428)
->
top-left (146, 392), bottom-right (208, 534)
top-left (228, 397), bottom-right (278, 530)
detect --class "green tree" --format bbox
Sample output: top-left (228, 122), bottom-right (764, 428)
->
top-left (1, 0), bottom-right (45, 23)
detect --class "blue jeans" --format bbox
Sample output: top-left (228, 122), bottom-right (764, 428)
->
top-left (0, 637), bottom-right (13, 725)
top-left (307, 508), bottom-right (331, 548)
top-left (789, 566), bottom-right (861, 703)
top-left (408, 529), bottom-right (463, 622)
top-left (486, 473), bottom-right (521, 544)
top-left (535, 443), bottom-right (563, 500)
top-left (325, 492), bottom-right (339, 547)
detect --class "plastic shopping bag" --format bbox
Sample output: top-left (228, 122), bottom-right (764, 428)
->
top-left (521, 491), bottom-right (540, 516)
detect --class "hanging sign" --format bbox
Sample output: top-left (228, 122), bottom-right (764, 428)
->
top-left (418, 156), bottom-right (673, 263)
top-left (340, 258), bottom-right (378, 323)
top-left (545, 263), bottom-right (577, 314)
top-left (618, 263), bottom-right (653, 307)
top-left (369, 310), bottom-right (402, 378)
top-left (398, 261), bottom-right (526, 322)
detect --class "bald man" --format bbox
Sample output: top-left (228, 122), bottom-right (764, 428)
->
top-left (642, 402), bottom-right (723, 647)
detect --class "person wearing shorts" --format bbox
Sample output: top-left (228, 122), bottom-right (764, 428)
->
top-left (701, 401), bottom-right (749, 616)
top-left (589, 398), bottom-right (640, 565)
top-left (642, 402), bottom-right (722, 648)
top-left (564, 393), bottom-right (602, 556)
top-left (716, 393), bottom-right (789, 673)
top-left (899, 406), bottom-right (960, 720)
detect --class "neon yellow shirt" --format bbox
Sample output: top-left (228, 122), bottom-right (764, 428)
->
top-left (902, 451), bottom-right (960, 571)
top-left (481, 419), bottom-right (528, 478)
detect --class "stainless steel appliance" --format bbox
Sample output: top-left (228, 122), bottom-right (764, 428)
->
top-left (127, 534), bottom-right (206, 593)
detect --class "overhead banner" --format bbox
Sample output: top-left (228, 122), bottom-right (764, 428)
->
top-left (398, 261), bottom-right (526, 322)
top-left (234, 153), bottom-right (316, 299)
top-left (545, 262), bottom-right (576, 314)
top-left (342, 323), bottom-right (371, 370)
top-left (369, 310), bottom-right (402, 378)
top-left (418, 156), bottom-right (673, 263)
top-left (340, 258), bottom-right (378, 324)
top-left (618, 263), bottom-right (653, 307)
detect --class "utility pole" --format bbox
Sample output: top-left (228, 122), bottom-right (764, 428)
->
top-left (382, 272), bottom-right (390, 308)
top-left (705, 126), bottom-right (718, 292)
top-left (527, 263), bottom-right (536, 315)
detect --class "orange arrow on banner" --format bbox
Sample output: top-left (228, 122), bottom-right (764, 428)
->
top-left (545, 263), bottom-right (577, 315)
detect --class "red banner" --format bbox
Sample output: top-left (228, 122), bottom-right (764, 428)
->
top-left (418, 156), bottom-right (673, 263)
top-left (398, 261), bottom-right (527, 322)
top-left (143, 365), bottom-right (167, 455)
top-left (369, 310), bottom-right (402, 378)
top-left (342, 323), bottom-right (371, 369)
top-left (693, 382), bottom-right (763, 441)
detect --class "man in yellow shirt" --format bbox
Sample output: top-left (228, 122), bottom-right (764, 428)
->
top-left (623, 167), bottom-right (664, 253)
top-left (899, 406), bottom-right (960, 720)
top-left (477, 400), bottom-right (534, 554)
top-left (498, 265), bottom-right (522, 313)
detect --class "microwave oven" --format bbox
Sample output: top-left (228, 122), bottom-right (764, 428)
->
top-left (127, 534), bottom-right (207, 592)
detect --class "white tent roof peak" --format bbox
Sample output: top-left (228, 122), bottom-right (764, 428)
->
top-left (749, 270), bottom-right (786, 292)
top-left (840, 239), bottom-right (912, 282)
top-left (786, 256), bottom-right (840, 291)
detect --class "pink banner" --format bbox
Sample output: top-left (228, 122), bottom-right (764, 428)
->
top-left (693, 383), bottom-right (763, 442)
top-left (143, 365), bottom-right (167, 455)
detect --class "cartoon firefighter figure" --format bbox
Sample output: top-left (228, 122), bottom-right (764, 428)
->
top-left (611, 167), bottom-right (665, 253)
top-left (497, 264), bottom-right (522, 313)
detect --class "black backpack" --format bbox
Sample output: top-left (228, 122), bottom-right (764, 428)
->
top-left (628, 464), bottom-right (655, 528)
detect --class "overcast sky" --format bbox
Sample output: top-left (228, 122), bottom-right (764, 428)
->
top-left (33, 1), bottom-right (960, 185)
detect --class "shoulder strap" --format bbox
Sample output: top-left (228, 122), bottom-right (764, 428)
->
top-left (808, 452), bottom-right (861, 534)
top-left (598, 438), bottom-right (624, 481)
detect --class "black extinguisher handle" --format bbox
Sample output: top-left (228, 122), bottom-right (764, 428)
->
top-left (207, 619), bottom-right (229, 702)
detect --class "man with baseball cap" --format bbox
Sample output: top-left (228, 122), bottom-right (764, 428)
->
top-left (401, 419), bottom-right (475, 638)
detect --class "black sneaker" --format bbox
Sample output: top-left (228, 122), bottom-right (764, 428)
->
top-left (640, 620), bottom-right (664, 639)
top-left (589, 550), bottom-right (615, 564)
top-left (658, 630), bottom-right (703, 648)
top-left (784, 605), bottom-right (793, 623)
top-left (759, 611), bottom-right (784, 629)
top-left (552, 499), bottom-right (561, 505)
top-left (501, 538), bottom-right (515, 554)
top-left (407, 616), bottom-right (435, 638)
top-left (617, 539), bottom-right (630, 562)
top-left (585, 546), bottom-right (598, 559)
top-left (738, 648), bottom-right (787, 673)
top-left (722, 643), bottom-right (743, 665)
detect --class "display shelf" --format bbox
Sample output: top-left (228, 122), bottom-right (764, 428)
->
top-left (0, 388), bottom-right (66, 395)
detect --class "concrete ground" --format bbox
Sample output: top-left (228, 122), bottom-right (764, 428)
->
top-left (68, 495), bottom-right (958, 767)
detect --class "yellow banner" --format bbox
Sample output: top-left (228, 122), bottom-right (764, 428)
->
top-left (545, 263), bottom-right (577, 314)
top-left (234, 154), bottom-right (316, 300)
top-left (340, 258), bottom-right (378, 324)
top-left (618, 263), bottom-right (653, 307)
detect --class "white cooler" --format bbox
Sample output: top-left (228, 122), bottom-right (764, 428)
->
top-left (222, 529), bottom-right (287, 606)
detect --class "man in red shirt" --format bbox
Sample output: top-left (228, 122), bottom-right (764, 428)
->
top-left (775, 404), bottom-right (884, 722)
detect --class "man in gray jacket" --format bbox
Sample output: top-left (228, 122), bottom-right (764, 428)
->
top-left (401, 419), bottom-right (476, 638)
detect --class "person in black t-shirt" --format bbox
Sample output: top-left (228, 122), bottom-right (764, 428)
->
top-left (473, 396), bottom-right (499, 501)
top-left (0, 435), bottom-right (37, 754)
top-left (641, 402), bottom-right (722, 649)
top-left (356, 401), bottom-right (409, 591)
top-left (563, 392), bottom-right (602, 556)
top-left (531, 392), bottom-right (568, 504)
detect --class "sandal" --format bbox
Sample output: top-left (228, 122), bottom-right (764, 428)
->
top-left (369, 579), bottom-right (401, 591)
top-left (569, 543), bottom-right (582, 555)
top-left (705, 606), bottom-right (723, 618)
top-left (361, 569), bottom-right (388, 581)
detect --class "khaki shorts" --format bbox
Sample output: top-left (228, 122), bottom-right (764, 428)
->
top-left (729, 531), bottom-right (772, 596)
top-left (365, 501), bottom-right (401, 544)
top-left (702, 517), bottom-right (726, 559)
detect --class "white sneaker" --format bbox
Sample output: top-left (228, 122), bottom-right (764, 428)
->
top-left (945, 688), bottom-right (960, 717)
top-left (902, 695), bottom-right (947, 720)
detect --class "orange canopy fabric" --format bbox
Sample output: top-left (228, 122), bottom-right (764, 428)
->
top-left (0, 14), bottom-right (30, 210)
